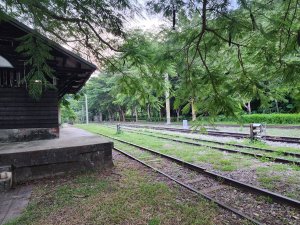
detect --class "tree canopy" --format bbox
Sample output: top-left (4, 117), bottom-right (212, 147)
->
top-left (1, 0), bottom-right (300, 121)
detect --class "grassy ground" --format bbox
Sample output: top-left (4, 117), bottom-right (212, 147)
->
top-left (131, 121), bottom-right (300, 137)
top-left (77, 124), bottom-right (254, 172)
top-left (5, 154), bottom-right (220, 225)
top-left (77, 124), bottom-right (300, 200)
top-left (119, 127), bottom-right (300, 162)
top-left (114, 124), bottom-right (300, 155)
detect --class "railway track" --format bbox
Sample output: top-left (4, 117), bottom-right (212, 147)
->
top-left (120, 125), bottom-right (300, 159)
top-left (118, 127), bottom-right (300, 166)
top-left (97, 133), bottom-right (300, 224)
top-left (120, 124), bottom-right (300, 144)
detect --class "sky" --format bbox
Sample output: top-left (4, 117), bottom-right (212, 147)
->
top-left (124, 0), bottom-right (166, 32)
top-left (125, 0), bottom-right (239, 32)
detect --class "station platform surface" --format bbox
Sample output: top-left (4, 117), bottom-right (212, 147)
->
top-left (0, 127), bottom-right (113, 183)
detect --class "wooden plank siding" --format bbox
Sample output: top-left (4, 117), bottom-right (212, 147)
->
top-left (0, 88), bottom-right (58, 129)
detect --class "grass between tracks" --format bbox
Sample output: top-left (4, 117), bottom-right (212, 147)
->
top-left (117, 127), bottom-right (300, 163)
top-left (77, 124), bottom-right (300, 200)
top-left (77, 124), bottom-right (253, 172)
top-left (5, 156), bottom-right (219, 225)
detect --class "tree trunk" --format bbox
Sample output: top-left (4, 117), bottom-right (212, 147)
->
top-left (147, 104), bottom-right (151, 121)
top-left (191, 98), bottom-right (196, 121)
top-left (247, 102), bottom-right (251, 114)
top-left (275, 100), bottom-right (279, 113)
top-left (165, 73), bottom-right (171, 124)
top-left (131, 107), bottom-right (134, 121)
top-left (118, 110), bottom-right (121, 122)
top-left (108, 110), bottom-right (112, 122)
top-left (121, 108), bottom-right (125, 122)
top-left (99, 112), bottom-right (102, 122)
top-left (135, 106), bottom-right (138, 122)
top-left (159, 109), bottom-right (162, 121)
top-left (176, 109), bottom-right (180, 122)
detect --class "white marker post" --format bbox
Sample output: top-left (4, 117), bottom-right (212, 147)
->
top-left (85, 94), bottom-right (89, 124)
top-left (165, 73), bottom-right (171, 125)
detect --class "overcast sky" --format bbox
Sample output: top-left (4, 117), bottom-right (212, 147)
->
top-left (125, 0), bottom-right (239, 32)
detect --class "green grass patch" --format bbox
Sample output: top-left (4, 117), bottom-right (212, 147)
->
top-left (121, 126), bottom-right (300, 162)
top-left (5, 163), bottom-right (219, 225)
top-left (256, 165), bottom-right (300, 197)
top-left (5, 172), bottom-right (110, 225)
top-left (77, 124), bottom-right (254, 172)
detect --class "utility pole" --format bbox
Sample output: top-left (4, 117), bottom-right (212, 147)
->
top-left (85, 94), bottom-right (89, 124)
top-left (165, 73), bottom-right (171, 125)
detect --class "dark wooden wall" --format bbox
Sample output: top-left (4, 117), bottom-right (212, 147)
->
top-left (0, 88), bottom-right (58, 129)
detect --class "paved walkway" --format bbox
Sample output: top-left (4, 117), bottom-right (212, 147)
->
top-left (0, 185), bottom-right (32, 225)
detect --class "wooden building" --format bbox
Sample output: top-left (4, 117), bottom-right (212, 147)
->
top-left (0, 17), bottom-right (96, 142)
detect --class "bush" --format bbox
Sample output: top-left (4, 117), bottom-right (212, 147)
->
top-left (240, 113), bottom-right (300, 124)
top-left (197, 113), bottom-right (300, 124)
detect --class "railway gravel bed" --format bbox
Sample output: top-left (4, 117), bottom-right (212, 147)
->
top-left (126, 127), bottom-right (300, 157)
top-left (113, 151), bottom-right (250, 225)
top-left (113, 125), bottom-right (300, 201)
top-left (121, 126), bottom-right (300, 164)
top-left (86, 128), bottom-right (300, 225)
top-left (111, 140), bottom-right (300, 225)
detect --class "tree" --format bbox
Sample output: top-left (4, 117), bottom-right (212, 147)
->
top-left (146, 0), bottom-right (300, 117)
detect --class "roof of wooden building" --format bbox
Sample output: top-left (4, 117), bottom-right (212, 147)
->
top-left (0, 16), bottom-right (97, 98)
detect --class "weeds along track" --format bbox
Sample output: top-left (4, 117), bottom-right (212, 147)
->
top-left (118, 126), bottom-right (300, 166)
top-left (113, 148), bottom-right (260, 225)
top-left (121, 124), bottom-right (300, 144)
top-left (96, 132), bottom-right (300, 225)
top-left (120, 125), bottom-right (300, 158)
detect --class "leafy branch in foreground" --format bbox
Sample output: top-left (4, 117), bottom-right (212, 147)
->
top-left (2, 0), bottom-right (135, 67)
top-left (16, 33), bottom-right (55, 99)
top-left (145, 0), bottom-right (300, 118)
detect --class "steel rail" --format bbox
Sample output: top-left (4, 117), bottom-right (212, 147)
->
top-left (98, 132), bottom-right (300, 208)
top-left (114, 147), bottom-right (262, 225)
top-left (121, 128), bottom-right (300, 166)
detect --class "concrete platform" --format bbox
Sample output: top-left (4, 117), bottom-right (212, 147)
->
top-left (0, 127), bottom-right (113, 184)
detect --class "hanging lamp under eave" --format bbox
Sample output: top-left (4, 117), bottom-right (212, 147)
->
top-left (0, 55), bottom-right (14, 68)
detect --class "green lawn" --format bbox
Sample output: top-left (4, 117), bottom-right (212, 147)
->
top-left (5, 155), bottom-right (219, 225)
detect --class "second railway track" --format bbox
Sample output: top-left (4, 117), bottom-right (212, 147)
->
top-left (118, 126), bottom-right (300, 166)
top-left (121, 124), bottom-right (300, 144)
top-left (96, 132), bottom-right (300, 225)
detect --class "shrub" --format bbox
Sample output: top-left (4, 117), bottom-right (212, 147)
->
top-left (240, 113), bottom-right (300, 124)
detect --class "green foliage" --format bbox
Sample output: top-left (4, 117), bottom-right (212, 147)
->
top-left (241, 113), bottom-right (300, 124)
top-left (16, 33), bottom-right (54, 99)
top-left (199, 113), bottom-right (300, 124)
top-left (12, 0), bottom-right (299, 120)
top-left (1, 0), bottom-right (134, 75)
top-left (60, 104), bottom-right (76, 124)
top-left (145, 0), bottom-right (300, 117)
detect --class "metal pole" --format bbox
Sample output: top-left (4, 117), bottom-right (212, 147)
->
top-left (85, 94), bottom-right (89, 124)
